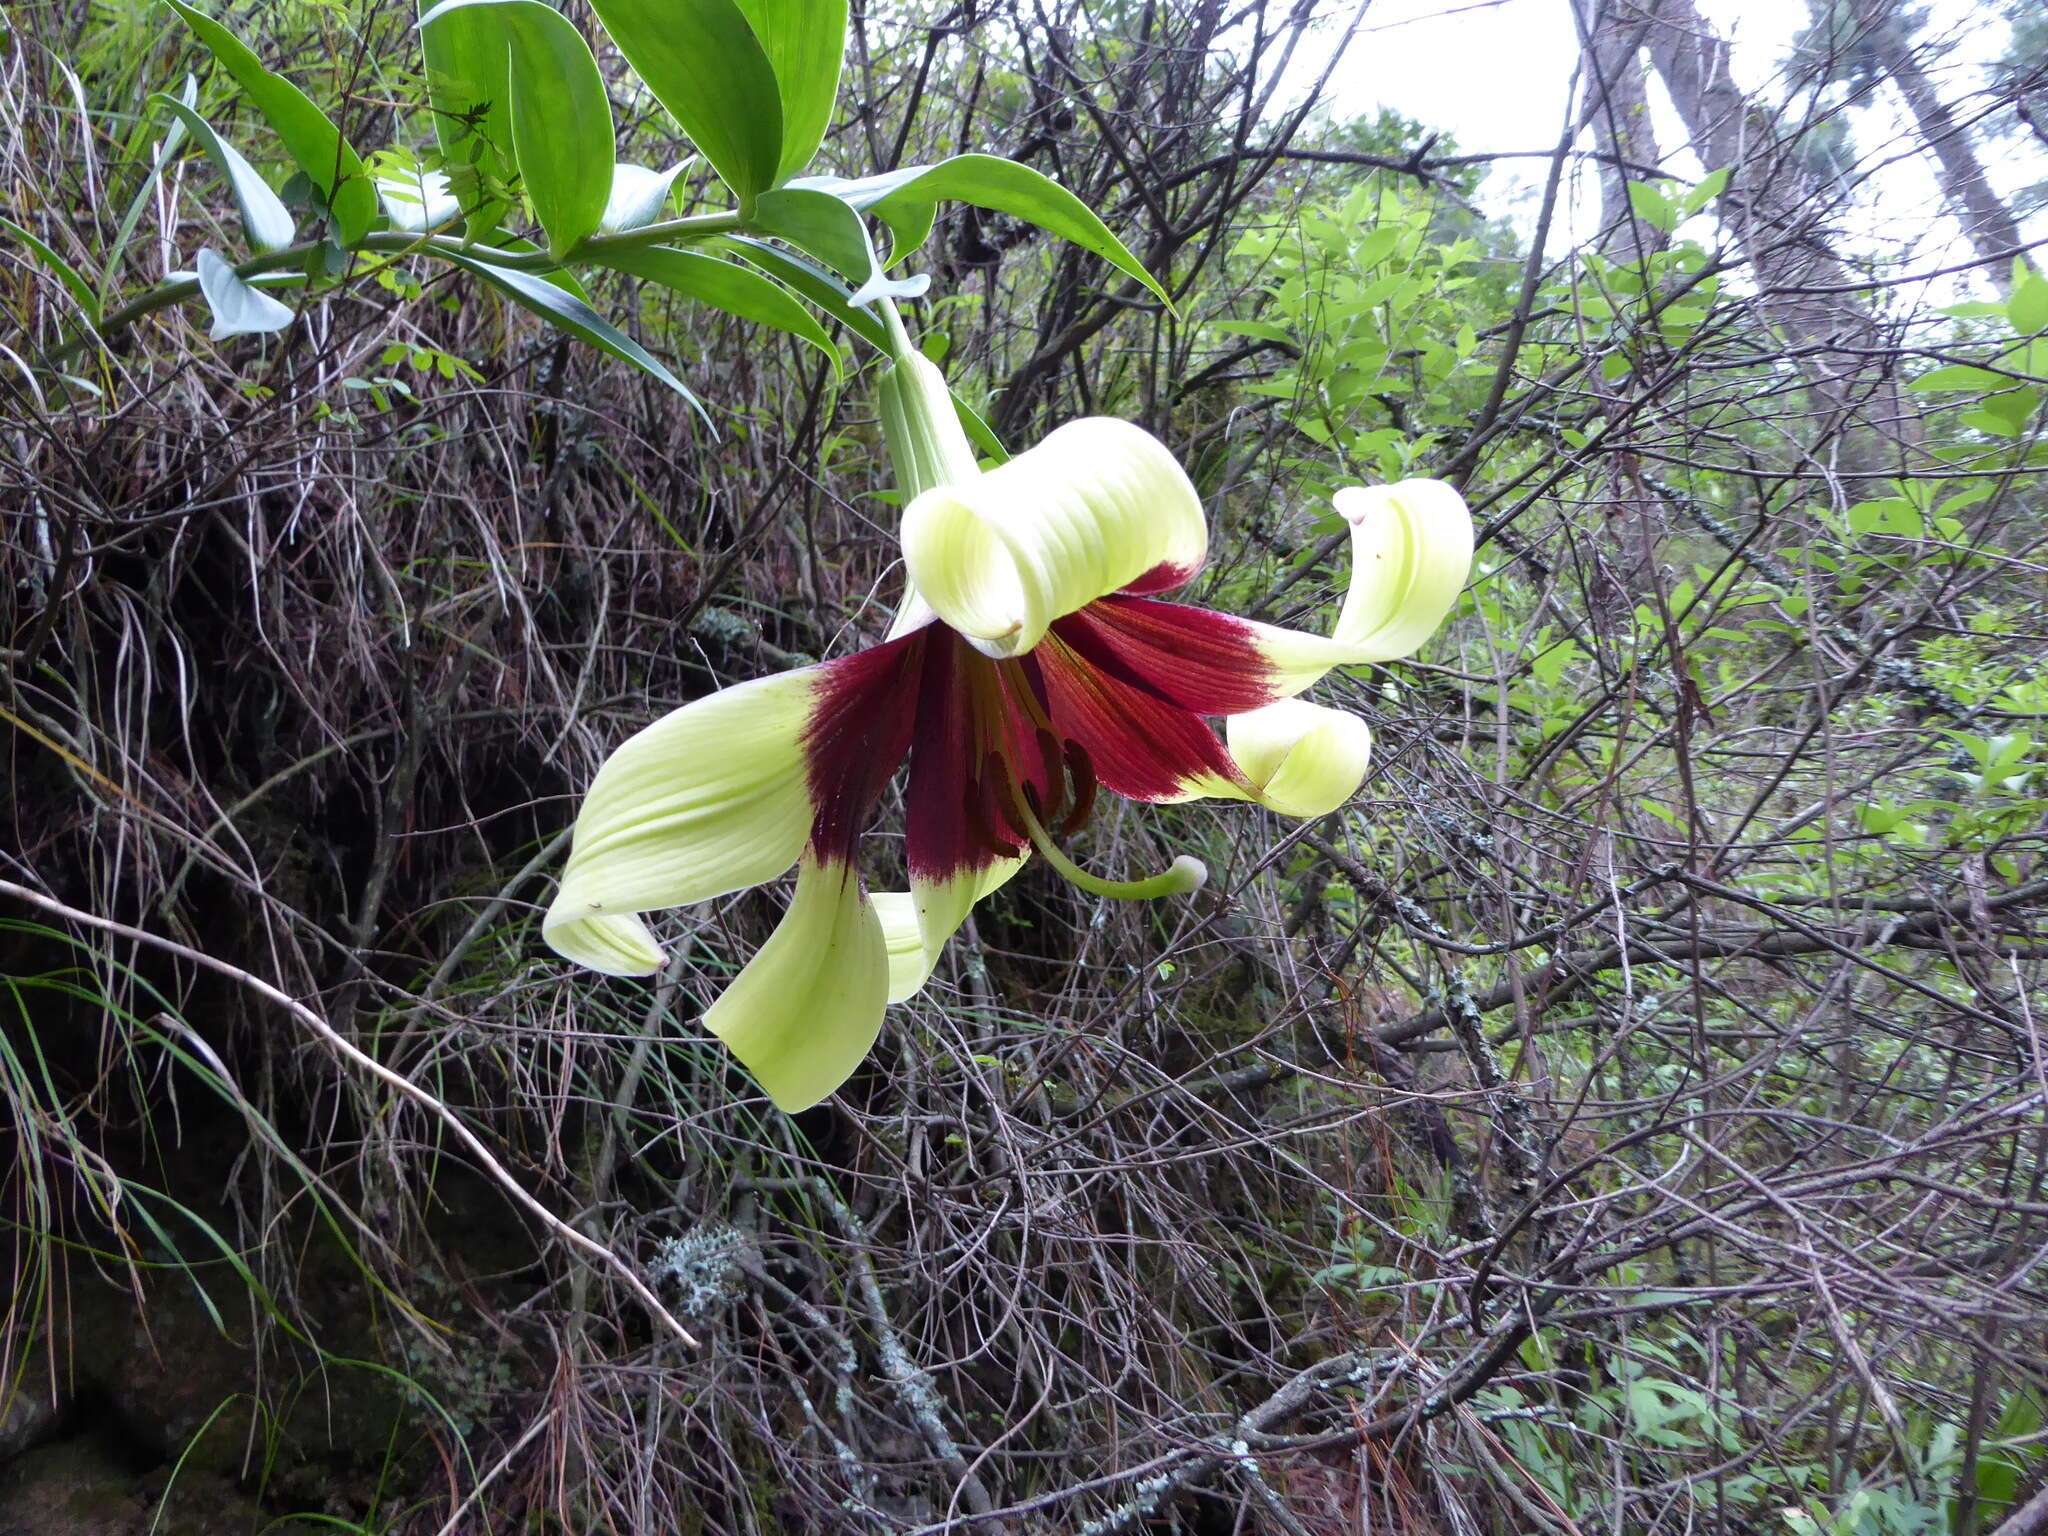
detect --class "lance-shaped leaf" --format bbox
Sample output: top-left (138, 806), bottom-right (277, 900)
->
top-left (414, 0), bottom-right (511, 238)
top-left (152, 94), bottom-right (296, 253)
top-left (102, 77), bottom-right (199, 312)
top-left (731, 0), bottom-right (847, 182)
top-left (436, 249), bottom-right (703, 416)
top-left (2, 216), bottom-right (103, 326)
top-left (715, 237), bottom-right (885, 345)
top-left (587, 244), bottom-right (837, 369)
top-left (163, 0), bottom-right (376, 245)
top-left (796, 154), bottom-right (1171, 307)
top-left (416, 0), bottom-right (508, 171)
top-left (716, 238), bottom-right (1005, 455)
top-left (749, 187), bottom-right (927, 309)
top-left (420, 0), bottom-right (614, 259)
top-left (584, 0), bottom-right (782, 205)
top-left (196, 248), bottom-right (295, 338)
top-left (600, 162), bottom-right (687, 234)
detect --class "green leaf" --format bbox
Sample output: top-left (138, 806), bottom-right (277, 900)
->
top-left (420, 0), bottom-right (614, 259)
top-left (2009, 273), bottom-right (2048, 336)
top-left (102, 77), bottom-right (199, 310)
top-left (1681, 168), bottom-right (1729, 214)
top-left (707, 237), bottom-right (1003, 456)
top-left (0, 216), bottom-right (102, 325)
top-left (195, 248), bottom-right (295, 338)
top-left (601, 162), bottom-right (688, 233)
top-left (714, 236), bottom-right (886, 347)
top-left (947, 387), bottom-right (1007, 464)
top-left (1909, 364), bottom-right (2009, 391)
top-left (1845, 498), bottom-right (1922, 538)
top-left (151, 94), bottom-right (296, 253)
top-left (162, 0), bottom-right (376, 245)
top-left (749, 187), bottom-right (928, 307)
top-left (1626, 180), bottom-right (1677, 233)
top-left (436, 249), bottom-right (703, 414)
top-left (1207, 319), bottom-right (1295, 345)
top-left (1529, 637), bottom-right (1583, 687)
top-left (1354, 227), bottom-right (1401, 267)
top-left (589, 244), bottom-right (837, 367)
top-left (875, 196), bottom-right (936, 269)
top-left (732, 0), bottom-right (847, 182)
top-left (584, 0), bottom-right (783, 203)
top-left (477, 231), bottom-right (593, 300)
top-left (415, 0), bottom-right (511, 237)
top-left (416, 0), bottom-right (509, 173)
top-left (803, 154), bottom-right (1172, 308)
top-left (1961, 389), bottom-right (2038, 437)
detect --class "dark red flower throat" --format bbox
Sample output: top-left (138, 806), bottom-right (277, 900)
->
top-left (800, 593), bottom-right (1279, 885)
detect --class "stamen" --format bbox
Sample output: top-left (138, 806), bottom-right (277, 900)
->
top-left (966, 757), bottom-right (1019, 860)
top-left (1002, 774), bottom-right (1205, 903)
top-left (1058, 741), bottom-right (1098, 840)
top-left (1032, 727), bottom-right (1068, 826)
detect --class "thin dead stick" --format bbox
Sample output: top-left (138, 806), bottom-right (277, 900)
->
top-left (430, 1404), bottom-right (560, 1536)
top-left (0, 878), bottom-right (700, 1349)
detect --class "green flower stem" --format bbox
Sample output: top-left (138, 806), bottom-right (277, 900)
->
top-left (877, 295), bottom-right (918, 366)
top-left (1005, 778), bottom-right (1207, 902)
top-left (875, 307), bottom-right (979, 497)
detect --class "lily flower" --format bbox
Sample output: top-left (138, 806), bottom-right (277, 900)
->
top-left (543, 350), bottom-right (1472, 1110)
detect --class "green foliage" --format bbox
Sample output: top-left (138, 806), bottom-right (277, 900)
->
top-left (593, 243), bottom-right (841, 366)
top-left (1223, 178), bottom-right (1507, 484)
top-left (735, 0), bottom-right (850, 183)
top-left (420, 0), bottom-right (616, 259)
top-left (163, 0), bottom-right (377, 243)
top-left (152, 91), bottom-right (298, 252)
top-left (436, 248), bottom-right (704, 410)
top-left (583, 0), bottom-right (787, 203)
top-left (812, 152), bottom-right (1176, 307)
top-left (75, 0), bottom-right (1169, 402)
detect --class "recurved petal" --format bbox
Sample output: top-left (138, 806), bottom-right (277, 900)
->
top-left (1224, 699), bottom-right (1373, 819)
top-left (543, 669), bottom-right (818, 975)
top-left (703, 856), bottom-right (890, 1112)
top-left (1034, 629), bottom-right (1247, 804)
top-left (544, 910), bottom-right (668, 976)
top-left (871, 891), bottom-right (932, 1002)
top-left (1247, 479), bottom-right (1473, 693)
top-left (875, 857), bottom-right (1029, 1003)
top-left (900, 419), bottom-right (1207, 659)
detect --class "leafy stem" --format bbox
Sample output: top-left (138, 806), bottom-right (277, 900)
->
top-left (68, 206), bottom-right (748, 358)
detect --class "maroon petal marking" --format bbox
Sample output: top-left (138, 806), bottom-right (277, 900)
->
top-left (1051, 595), bottom-right (1281, 717)
top-left (904, 633), bottom-right (1038, 882)
top-left (806, 631), bottom-right (925, 860)
top-left (1121, 558), bottom-right (1203, 597)
top-left (1033, 631), bottom-right (1249, 803)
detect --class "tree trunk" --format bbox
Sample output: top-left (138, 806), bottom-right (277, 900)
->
top-left (1640, 0), bottom-right (1924, 473)
top-left (1574, 0), bottom-right (1665, 261)
top-left (1848, 0), bottom-right (2025, 284)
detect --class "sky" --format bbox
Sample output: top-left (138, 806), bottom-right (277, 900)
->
top-left (1295, 0), bottom-right (2041, 292)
